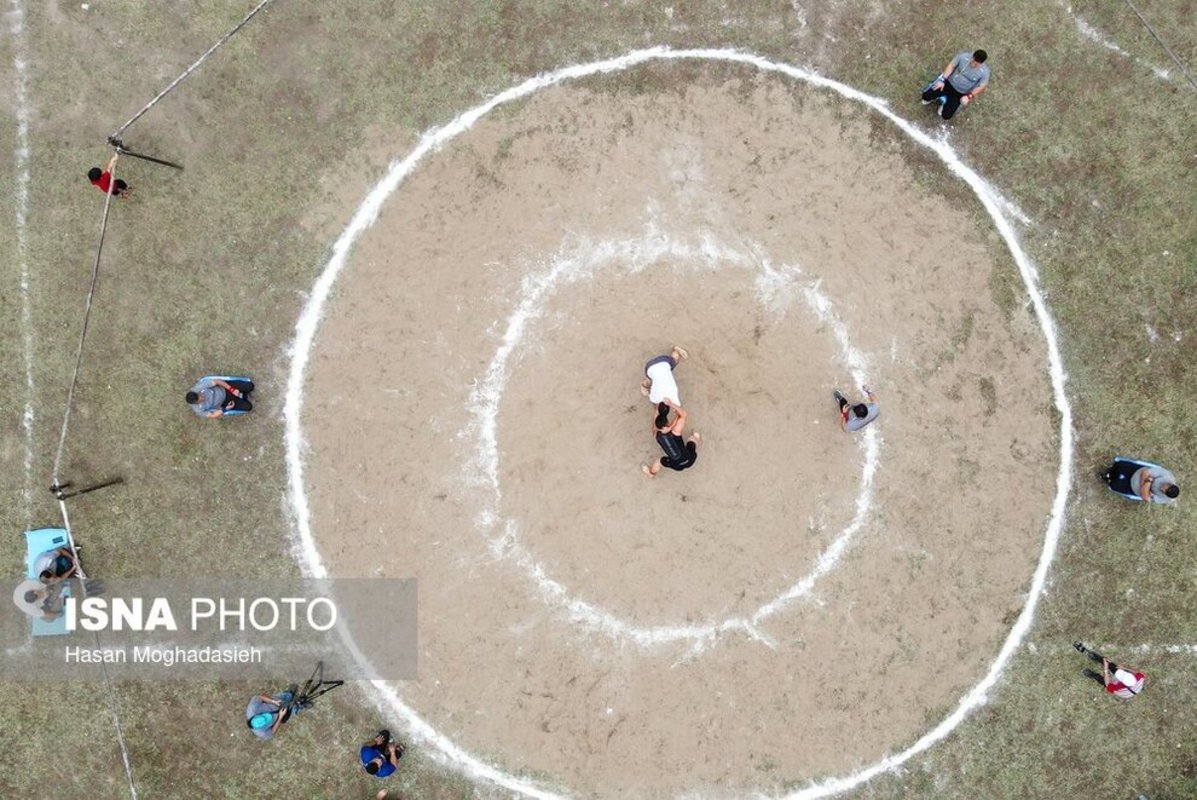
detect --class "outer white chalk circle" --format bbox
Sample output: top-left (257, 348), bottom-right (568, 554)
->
top-left (284, 47), bottom-right (1073, 800)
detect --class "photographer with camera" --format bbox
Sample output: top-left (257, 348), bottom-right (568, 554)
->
top-left (244, 684), bottom-right (298, 740)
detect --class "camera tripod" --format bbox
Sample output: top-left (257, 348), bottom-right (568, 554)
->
top-left (289, 660), bottom-right (344, 713)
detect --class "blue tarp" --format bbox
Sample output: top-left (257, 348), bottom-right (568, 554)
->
top-left (24, 527), bottom-right (72, 636)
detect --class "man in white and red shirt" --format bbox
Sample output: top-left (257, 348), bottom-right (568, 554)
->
top-left (1075, 642), bottom-right (1146, 699)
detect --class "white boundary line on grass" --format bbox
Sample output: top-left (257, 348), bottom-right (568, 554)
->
top-left (1058, 1), bottom-right (1171, 81)
top-left (8, 0), bottom-right (35, 524)
top-left (1029, 642), bottom-right (1197, 657)
top-left (284, 48), bottom-right (1073, 800)
top-left (467, 231), bottom-right (879, 649)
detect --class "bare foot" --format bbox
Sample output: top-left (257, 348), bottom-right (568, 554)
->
top-left (690, 431), bottom-right (702, 443)
top-left (672, 345), bottom-right (689, 361)
top-left (641, 464), bottom-right (656, 478)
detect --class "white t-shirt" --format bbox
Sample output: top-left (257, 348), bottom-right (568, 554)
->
top-left (646, 361), bottom-right (680, 406)
top-left (1111, 668), bottom-right (1145, 698)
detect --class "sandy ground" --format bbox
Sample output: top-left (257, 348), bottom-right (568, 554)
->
top-left (301, 70), bottom-right (1056, 797)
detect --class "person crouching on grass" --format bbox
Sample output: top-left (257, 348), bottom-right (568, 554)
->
top-left (921, 49), bottom-right (990, 120)
top-left (360, 729), bottom-right (405, 777)
top-left (186, 376), bottom-right (255, 418)
top-left (245, 684), bottom-right (297, 740)
top-left (643, 401), bottom-right (700, 478)
top-left (1074, 642), bottom-right (1146, 699)
top-left (87, 154), bottom-right (131, 198)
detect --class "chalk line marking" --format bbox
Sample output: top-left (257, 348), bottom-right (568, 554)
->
top-left (1059, 2), bottom-right (1171, 81)
top-left (284, 48), bottom-right (1073, 800)
top-left (467, 229), bottom-right (878, 648)
top-left (1028, 642), bottom-right (1197, 657)
top-left (8, 0), bottom-right (35, 525)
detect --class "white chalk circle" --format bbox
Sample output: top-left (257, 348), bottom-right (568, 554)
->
top-left (468, 231), bottom-right (879, 648)
top-left (284, 48), bottom-right (1073, 800)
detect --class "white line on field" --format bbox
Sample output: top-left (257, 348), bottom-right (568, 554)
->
top-left (1127, 643), bottom-right (1197, 655)
top-left (1028, 642), bottom-right (1197, 656)
top-left (8, 0), bottom-right (35, 525)
top-left (284, 48), bottom-right (1073, 800)
top-left (1059, 1), bottom-right (1172, 81)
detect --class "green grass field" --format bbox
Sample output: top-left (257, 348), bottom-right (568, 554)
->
top-left (1, 1), bottom-right (1195, 798)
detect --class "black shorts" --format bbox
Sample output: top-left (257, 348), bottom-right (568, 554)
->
top-left (661, 442), bottom-right (697, 471)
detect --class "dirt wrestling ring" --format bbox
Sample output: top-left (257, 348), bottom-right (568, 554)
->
top-left (284, 49), bottom-right (1072, 799)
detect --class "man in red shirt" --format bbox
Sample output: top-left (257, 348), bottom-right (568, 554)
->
top-left (1075, 642), bottom-right (1146, 698)
top-left (87, 154), bottom-right (130, 197)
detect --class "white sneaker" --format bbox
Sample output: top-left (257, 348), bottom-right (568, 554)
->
top-left (936, 103), bottom-right (944, 117)
top-left (921, 98), bottom-right (932, 105)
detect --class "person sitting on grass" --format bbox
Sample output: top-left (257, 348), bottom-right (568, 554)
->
top-left (360, 729), bottom-right (405, 777)
top-left (186, 376), bottom-right (255, 418)
top-left (921, 49), bottom-right (990, 120)
top-left (12, 579), bottom-right (68, 621)
top-left (245, 684), bottom-right (297, 740)
top-left (87, 154), bottom-right (130, 198)
top-left (1074, 642), bottom-right (1146, 699)
top-left (1102, 457), bottom-right (1179, 504)
top-left (34, 546), bottom-right (78, 584)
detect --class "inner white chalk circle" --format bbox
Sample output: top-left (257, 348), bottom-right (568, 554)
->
top-left (469, 231), bottom-right (879, 647)
top-left (284, 47), bottom-right (1072, 800)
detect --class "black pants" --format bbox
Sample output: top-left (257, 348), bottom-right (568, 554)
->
top-left (922, 81), bottom-right (967, 120)
top-left (661, 441), bottom-right (698, 471)
top-left (1102, 458), bottom-right (1141, 495)
top-left (1080, 649), bottom-right (1122, 686)
top-left (226, 380), bottom-right (255, 412)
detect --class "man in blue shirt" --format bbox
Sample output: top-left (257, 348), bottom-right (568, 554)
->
top-left (921, 49), bottom-right (990, 120)
top-left (360, 729), bottom-right (404, 777)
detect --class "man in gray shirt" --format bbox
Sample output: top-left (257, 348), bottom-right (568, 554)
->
top-left (921, 49), bottom-right (989, 120)
top-left (835, 386), bottom-right (880, 433)
top-left (245, 685), bottom-right (297, 740)
top-left (186, 375), bottom-right (254, 418)
top-left (1103, 458), bottom-right (1180, 504)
